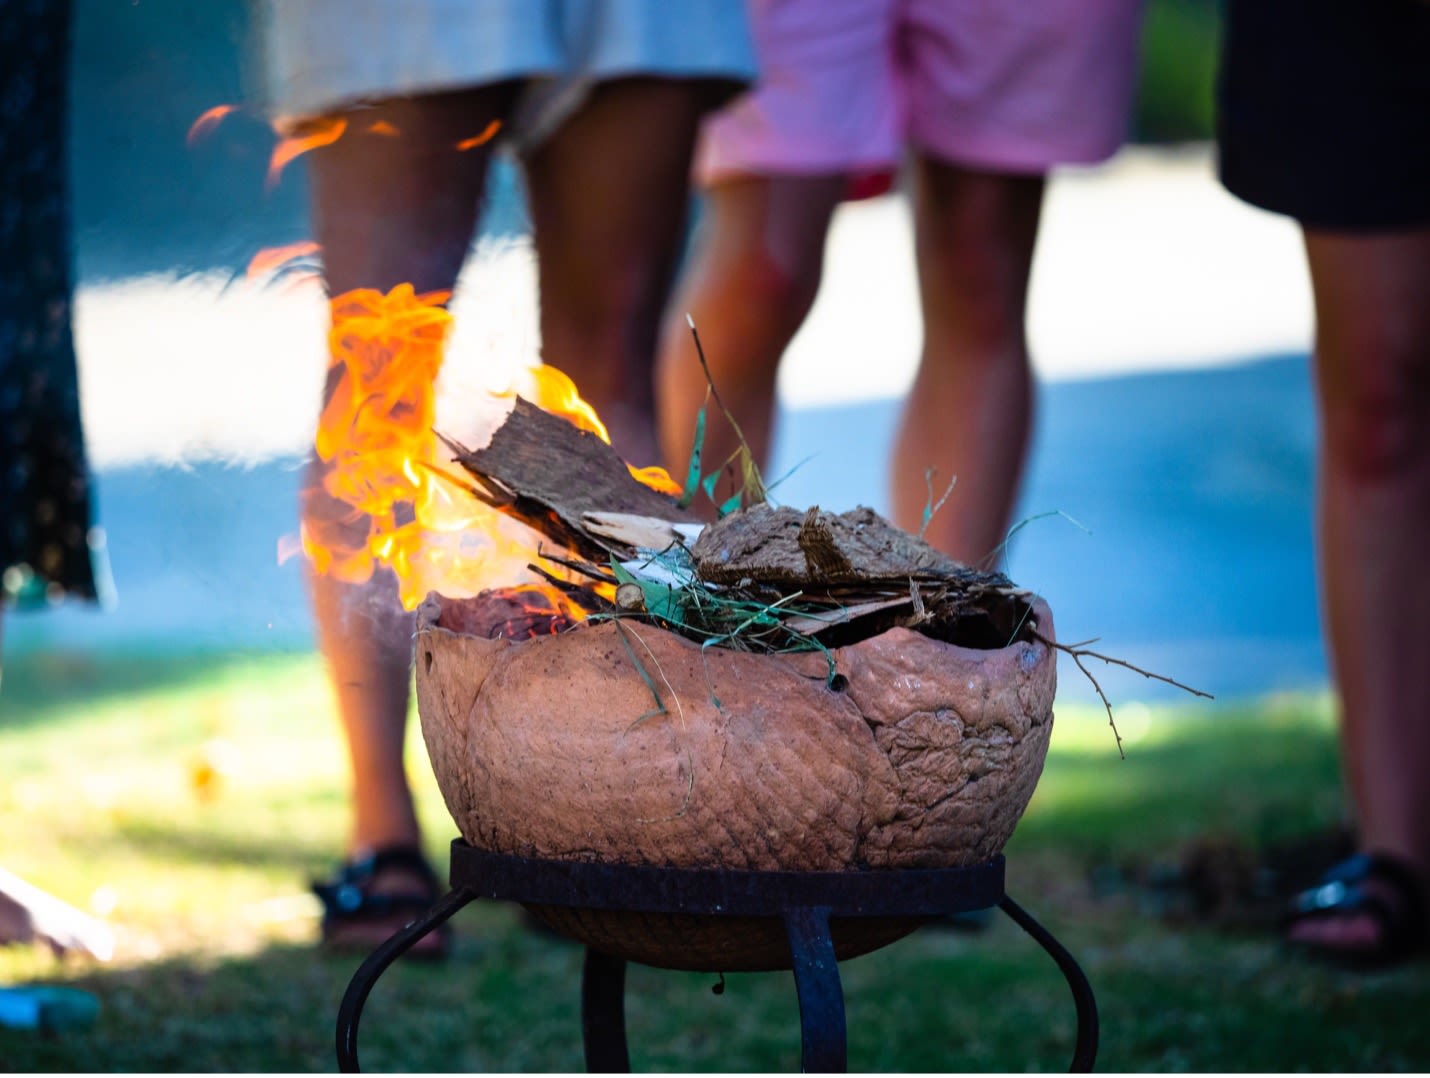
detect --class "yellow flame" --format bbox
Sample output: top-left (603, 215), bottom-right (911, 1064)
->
top-left (306, 285), bottom-right (678, 611)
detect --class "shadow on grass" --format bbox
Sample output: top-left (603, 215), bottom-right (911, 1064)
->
top-left (7, 899), bottom-right (1430, 1073)
top-left (0, 904), bottom-right (1103, 1073)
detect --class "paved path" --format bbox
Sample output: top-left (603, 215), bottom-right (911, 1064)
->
top-left (8, 146), bottom-right (1325, 712)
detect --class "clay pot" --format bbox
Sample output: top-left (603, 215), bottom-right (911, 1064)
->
top-left (415, 594), bottom-right (1056, 971)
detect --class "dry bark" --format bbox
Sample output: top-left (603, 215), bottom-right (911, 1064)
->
top-left (691, 502), bottom-right (1005, 589)
top-left (438, 397), bottom-right (698, 563)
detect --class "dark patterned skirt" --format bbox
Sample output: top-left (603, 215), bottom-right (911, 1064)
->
top-left (1, 0), bottom-right (109, 610)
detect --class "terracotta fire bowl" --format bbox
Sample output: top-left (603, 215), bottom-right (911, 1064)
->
top-left (414, 593), bottom-right (1056, 971)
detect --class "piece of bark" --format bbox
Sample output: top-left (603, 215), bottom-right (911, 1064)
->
top-left (438, 397), bottom-right (698, 562)
top-left (580, 511), bottom-right (694, 552)
top-left (691, 502), bottom-right (1011, 590)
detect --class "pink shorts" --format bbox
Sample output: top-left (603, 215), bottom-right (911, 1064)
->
top-left (695, 0), bottom-right (1147, 186)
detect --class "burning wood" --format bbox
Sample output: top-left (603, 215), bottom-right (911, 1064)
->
top-left (437, 396), bottom-right (700, 565)
top-left (435, 395), bottom-right (1036, 656)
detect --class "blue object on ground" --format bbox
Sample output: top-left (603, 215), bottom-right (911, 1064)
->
top-left (0, 986), bottom-right (100, 1033)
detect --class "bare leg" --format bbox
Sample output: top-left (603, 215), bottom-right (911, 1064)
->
top-left (524, 77), bottom-right (719, 469)
top-left (1288, 227), bottom-right (1430, 953)
top-left (892, 157), bottom-right (1043, 566)
top-left (303, 86), bottom-right (515, 867)
top-left (655, 175), bottom-right (846, 509)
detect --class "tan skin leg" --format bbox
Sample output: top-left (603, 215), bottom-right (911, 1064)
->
top-left (654, 174), bottom-right (846, 508)
top-left (301, 87), bottom-right (516, 931)
top-left (525, 77), bottom-right (721, 470)
top-left (299, 79), bottom-right (714, 943)
top-left (1288, 226), bottom-right (1430, 953)
top-left (891, 156), bottom-right (1042, 567)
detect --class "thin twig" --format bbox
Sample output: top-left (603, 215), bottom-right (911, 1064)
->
top-left (618, 621), bottom-right (686, 731)
top-left (536, 546), bottom-right (619, 585)
top-left (918, 468), bottom-right (958, 541)
top-left (686, 314), bottom-right (767, 504)
top-left (1030, 629), bottom-right (1213, 761)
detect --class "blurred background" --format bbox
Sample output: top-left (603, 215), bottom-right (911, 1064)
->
top-left (6, 0), bottom-right (1316, 707)
top-left (12, 5), bottom-right (1427, 1072)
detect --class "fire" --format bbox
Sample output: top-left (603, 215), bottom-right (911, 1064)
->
top-left (189, 103), bottom-right (503, 193)
top-left (246, 241), bottom-right (324, 293)
top-left (306, 284), bottom-right (679, 613)
top-left (186, 104), bottom-right (239, 146)
top-left (267, 116), bottom-right (348, 189)
top-left (455, 120), bottom-right (502, 152)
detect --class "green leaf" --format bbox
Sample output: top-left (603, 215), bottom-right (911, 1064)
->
top-left (639, 578), bottom-right (684, 624)
top-left (677, 401), bottom-right (708, 510)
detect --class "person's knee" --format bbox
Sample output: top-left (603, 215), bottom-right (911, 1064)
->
top-left (682, 240), bottom-right (823, 367)
top-left (915, 166), bottom-right (1040, 355)
top-left (1321, 329), bottom-right (1430, 482)
top-left (919, 219), bottom-right (1038, 356)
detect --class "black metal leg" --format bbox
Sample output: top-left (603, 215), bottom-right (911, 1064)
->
top-left (999, 894), bottom-right (1099, 1072)
top-left (582, 949), bottom-right (631, 1073)
top-left (785, 906), bottom-right (846, 1073)
top-left (335, 887), bottom-right (477, 1073)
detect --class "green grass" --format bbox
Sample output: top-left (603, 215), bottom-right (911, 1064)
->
top-left (2, 650), bottom-right (1428, 1072)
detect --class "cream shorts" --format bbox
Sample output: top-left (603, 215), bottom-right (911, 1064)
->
top-left (262, 0), bottom-right (756, 141)
top-left (696, 0), bottom-right (1146, 184)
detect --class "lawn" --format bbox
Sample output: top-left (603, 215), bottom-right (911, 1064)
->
top-left (2, 649), bottom-right (1428, 1072)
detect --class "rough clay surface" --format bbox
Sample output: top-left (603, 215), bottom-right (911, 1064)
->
top-left (415, 597), bottom-right (1056, 874)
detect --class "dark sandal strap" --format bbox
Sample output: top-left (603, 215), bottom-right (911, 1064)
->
top-left (312, 845), bottom-right (442, 924)
top-left (1286, 852), bottom-right (1427, 961)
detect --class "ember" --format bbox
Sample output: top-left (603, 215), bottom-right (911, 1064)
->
top-left (433, 585), bottom-right (588, 641)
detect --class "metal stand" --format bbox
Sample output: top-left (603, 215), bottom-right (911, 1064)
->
top-left (336, 841), bottom-right (1098, 1073)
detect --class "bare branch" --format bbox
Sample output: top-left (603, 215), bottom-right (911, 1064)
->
top-left (1031, 629), bottom-right (1213, 760)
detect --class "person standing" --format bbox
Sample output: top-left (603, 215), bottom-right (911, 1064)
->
top-left (654, 0), bottom-right (1146, 566)
top-left (1218, 0), bottom-right (1430, 967)
top-left (260, 0), bottom-right (754, 954)
top-left (0, 0), bottom-right (114, 1016)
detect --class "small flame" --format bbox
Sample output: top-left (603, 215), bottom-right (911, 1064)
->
top-left (186, 104), bottom-right (238, 146)
top-left (246, 241), bottom-right (323, 281)
top-left (629, 464), bottom-right (682, 496)
top-left (488, 585), bottom-right (588, 639)
top-left (267, 117), bottom-right (348, 189)
top-left (455, 120), bottom-right (502, 151)
top-left (366, 120), bottom-right (401, 137)
top-left (306, 285), bottom-right (678, 613)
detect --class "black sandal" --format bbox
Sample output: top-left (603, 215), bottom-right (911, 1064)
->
top-left (1284, 852), bottom-right (1426, 969)
top-left (312, 845), bottom-right (451, 959)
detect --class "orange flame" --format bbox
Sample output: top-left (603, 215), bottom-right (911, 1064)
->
top-left (367, 120), bottom-right (401, 137)
top-left (186, 104), bottom-right (238, 147)
top-left (306, 285), bottom-right (679, 612)
top-left (267, 117), bottom-right (348, 189)
top-left (246, 241), bottom-right (323, 281)
top-left (455, 120), bottom-right (502, 151)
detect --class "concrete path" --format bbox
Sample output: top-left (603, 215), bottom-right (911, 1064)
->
top-left (7, 146), bottom-right (1325, 712)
